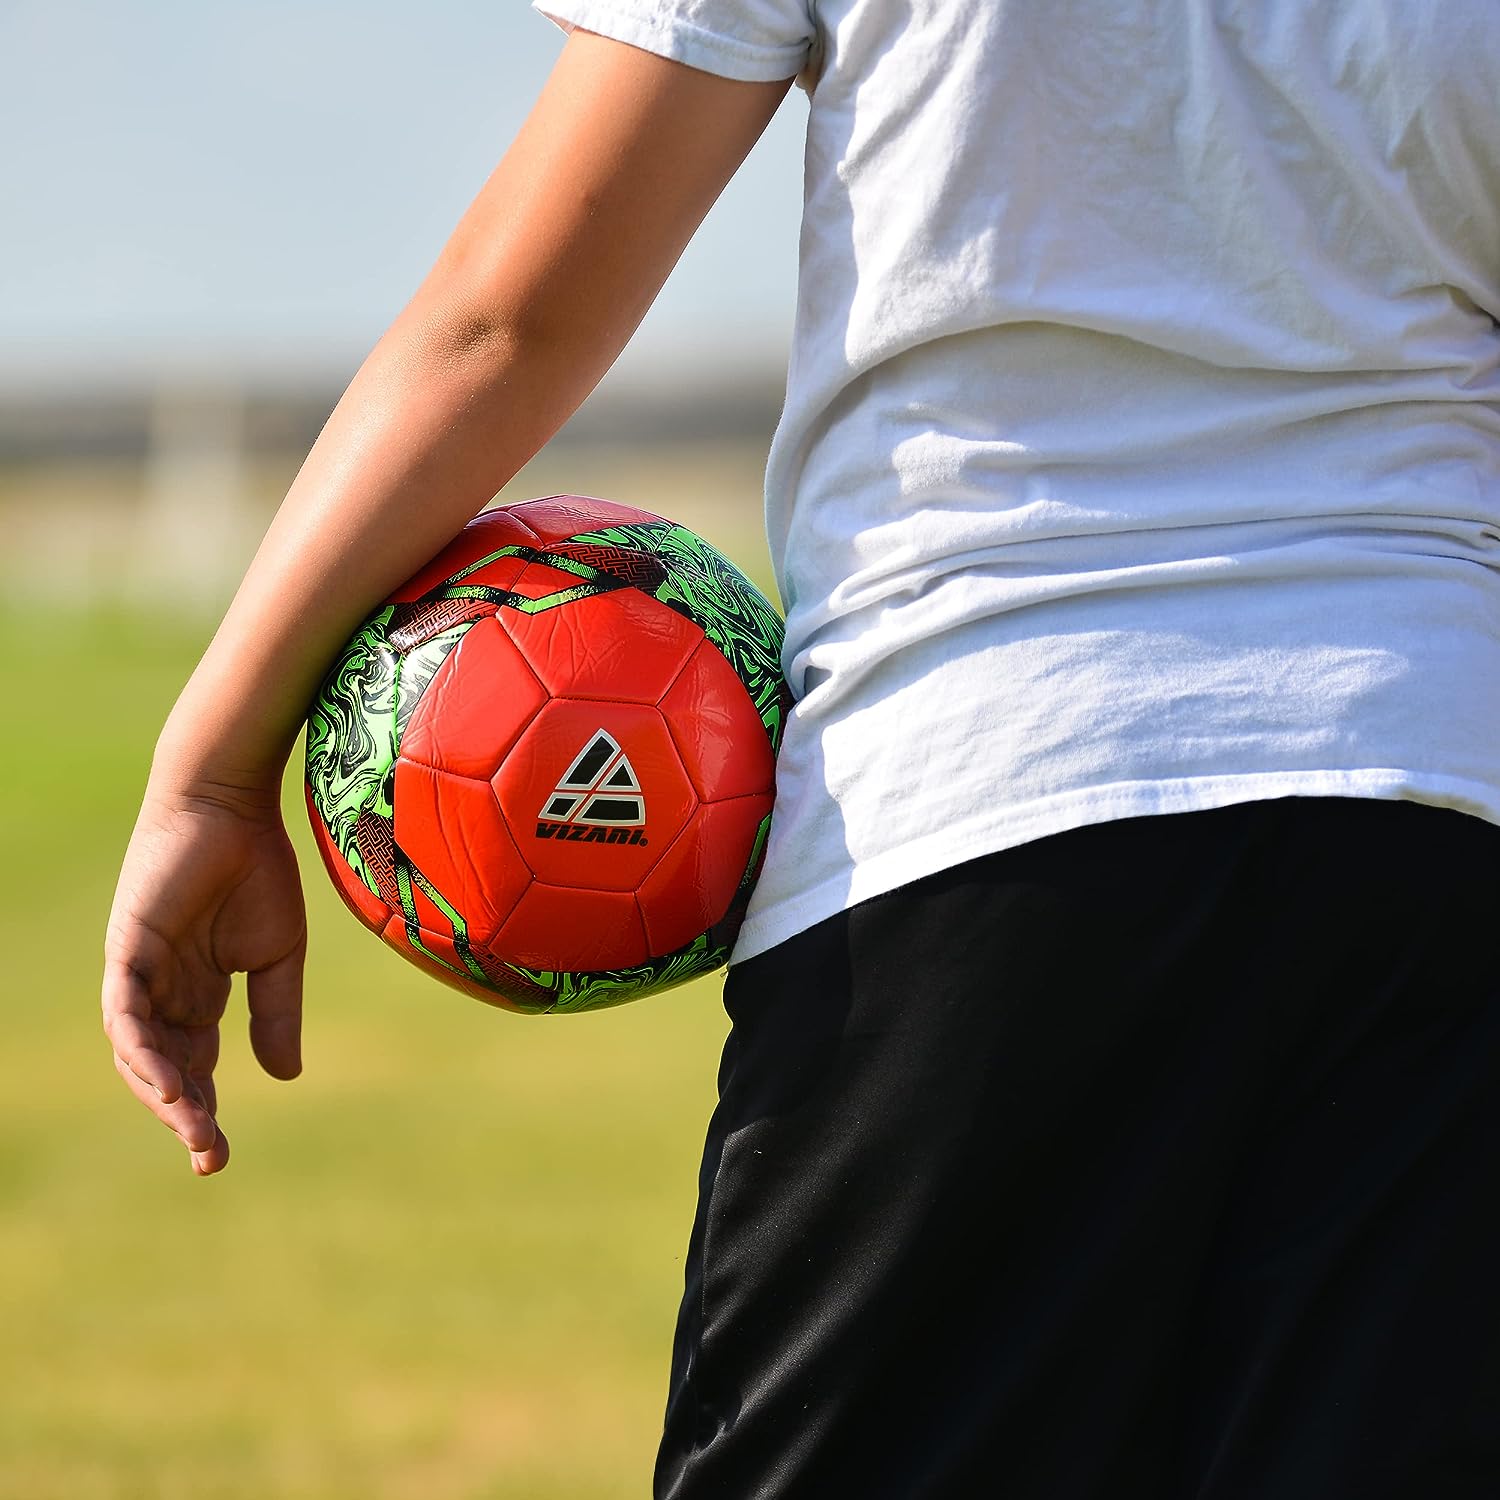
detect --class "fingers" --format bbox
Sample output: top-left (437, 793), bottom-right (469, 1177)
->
top-left (102, 960), bottom-right (185, 1104)
top-left (247, 944), bottom-right (305, 1081)
top-left (104, 795), bottom-right (303, 1174)
top-left (182, 1022), bottom-right (220, 1079)
top-left (190, 1123), bottom-right (230, 1177)
top-left (104, 960), bottom-right (228, 1169)
top-left (177, 1027), bottom-right (220, 1121)
top-left (192, 1071), bottom-right (218, 1118)
top-left (113, 1052), bottom-right (220, 1156)
top-left (176, 1041), bottom-right (219, 1120)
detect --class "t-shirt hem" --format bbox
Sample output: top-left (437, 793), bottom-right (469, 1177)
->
top-left (730, 768), bottom-right (1500, 964)
top-left (532, 0), bottom-right (810, 82)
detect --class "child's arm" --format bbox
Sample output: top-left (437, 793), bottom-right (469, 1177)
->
top-left (102, 29), bottom-right (795, 1175)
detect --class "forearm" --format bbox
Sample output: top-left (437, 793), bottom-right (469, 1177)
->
top-left (152, 301), bottom-right (601, 794)
top-left (147, 32), bottom-right (790, 797)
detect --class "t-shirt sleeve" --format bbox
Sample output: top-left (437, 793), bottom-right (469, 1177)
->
top-left (532, 0), bottom-right (817, 85)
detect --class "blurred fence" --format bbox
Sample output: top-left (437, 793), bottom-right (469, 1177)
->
top-left (0, 376), bottom-right (784, 614)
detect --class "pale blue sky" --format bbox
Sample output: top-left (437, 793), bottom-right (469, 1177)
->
top-left (0, 0), bottom-right (807, 391)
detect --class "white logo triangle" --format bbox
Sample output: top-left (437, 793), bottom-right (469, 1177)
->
top-left (538, 728), bottom-right (646, 827)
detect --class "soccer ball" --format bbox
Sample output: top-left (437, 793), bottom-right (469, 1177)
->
top-left (304, 495), bottom-right (789, 1013)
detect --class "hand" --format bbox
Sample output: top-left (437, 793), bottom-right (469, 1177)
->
top-left (102, 780), bottom-right (307, 1175)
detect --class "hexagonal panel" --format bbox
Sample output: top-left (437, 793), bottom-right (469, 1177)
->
top-left (494, 700), bottom-right (697, 892)
top-left (399, 615), bottom-right (548, 780)
top-left (637, 795), bottom-right (774, 957)
top-left (492, 883), bottom-right (649, 972)
top-left (661, 638), bottom-right (778, 802)
top-left (501, 583), bottom-right (700, 704)
top-left (389, 507), bottom-right (539, 603)
top-left (393, 759), bottom-right (532, 947)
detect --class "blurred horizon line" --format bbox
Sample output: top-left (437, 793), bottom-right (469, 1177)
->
top-left (0, 361), bottom-right (789, 465)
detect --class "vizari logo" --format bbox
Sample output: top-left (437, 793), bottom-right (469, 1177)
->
top-left (535, 729), bottom-right (649, 845)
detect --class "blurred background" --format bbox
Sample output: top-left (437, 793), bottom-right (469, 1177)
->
top-left (1, 3), bottom-right (805, 1495)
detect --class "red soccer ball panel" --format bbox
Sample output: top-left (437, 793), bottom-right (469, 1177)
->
top-left (509, 494), bottom-right (665, 542)
top-left (306, 786), bottom-right (392, 934)
top-left (493, 883), bottom-right (650, 972)
top-left (661, 638), bottom-right (778, 802)
top-left (388, 508), bottom-right (540, 603)
top-left (494, 700), bottom-right (697, 892)
top-left (392, 760), bottom-right (533, 947)
top-left (637, 794), bottom-right (774, 957)
top-left (399, 616), bottom-right (548, 781)
top-left (503, 556), bottom-right (610, 608)
top-left (502, 581), bottom-right (701, 705)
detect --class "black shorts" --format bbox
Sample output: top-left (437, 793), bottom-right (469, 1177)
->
top-left (655, 797), bottom-right (1500, 1499)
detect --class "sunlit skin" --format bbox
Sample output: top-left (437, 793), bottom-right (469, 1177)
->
top-left (101, 30), bottom-right (795, 1176)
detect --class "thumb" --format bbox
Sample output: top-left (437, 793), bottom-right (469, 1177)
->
top-left (247, 944), bottom-right (305, 1080)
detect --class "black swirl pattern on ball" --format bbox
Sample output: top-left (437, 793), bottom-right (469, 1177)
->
top-left (305, 606), bottom-right (400, 890)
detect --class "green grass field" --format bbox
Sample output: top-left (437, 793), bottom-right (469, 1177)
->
top-left (0, 580), bottom-right (745, 1497)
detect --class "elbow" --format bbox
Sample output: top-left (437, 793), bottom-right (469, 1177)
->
top-left (408, 289), bottom-right (529, 374)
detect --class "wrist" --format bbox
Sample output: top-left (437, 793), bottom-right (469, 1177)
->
top-left (149, 687), bottom-right (295, 814)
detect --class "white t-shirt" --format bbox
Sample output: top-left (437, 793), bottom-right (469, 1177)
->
top-left (537, 0), bottom-right (1500, 961)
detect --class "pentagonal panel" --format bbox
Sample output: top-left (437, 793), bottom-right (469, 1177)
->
top-left (399, 615), bottom-right (548, 780)
top-left (510, 494), bottom-right (664, 542)
top-left (502, 581), bottom-right (700, 703)
top-left (637, 795), bottom-right (774, 957)
top-left (389, 508), bottom-right (540, 603)
top-left (494, 699), bottom-right (696, 892)
top-left (393, 760), bottom-right (532, 947)
top-left (661, 638), bottom-right (778, 802)
top-left (492, 883), bottom-right (649, 972)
